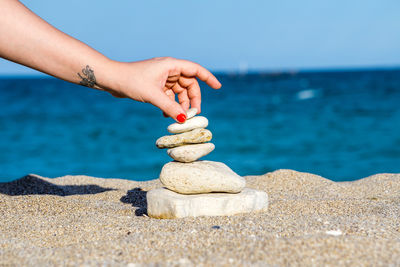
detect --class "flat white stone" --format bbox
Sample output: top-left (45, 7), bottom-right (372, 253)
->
top-left (160, 160), bottom-right (245, 194)
top-left (167, 143), bottom-right (215, 163)
top-left (186, 108), bottom-right (198, 120)
top-left (156, 129), bottom-right (212, 149)
top-left (147, 188), bottom-right (268, 219)
top-left (167, 116), bottom-right (208, 134)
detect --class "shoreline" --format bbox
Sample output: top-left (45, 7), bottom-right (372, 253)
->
top-left (1, 169), bottom-right (399, 265)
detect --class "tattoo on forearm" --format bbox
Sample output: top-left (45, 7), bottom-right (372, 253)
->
top-left (77, 65), bottom-right (96, 87)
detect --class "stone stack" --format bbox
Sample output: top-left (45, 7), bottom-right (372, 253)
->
top-left (146, 108), bottom-right (268, 219)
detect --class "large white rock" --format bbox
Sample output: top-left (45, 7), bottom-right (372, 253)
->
top-left (167, 116), bottom-right (208, 134)
top-left (159, 160), bottom-right (245, 194)
top-left (147, 188), bottom-right (268, 219)
top-left (156, 129), bottom-right (212, 149)
top-left (167, 143), bottom-right (215, 163)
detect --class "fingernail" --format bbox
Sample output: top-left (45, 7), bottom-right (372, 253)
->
top-left (176, 113), bottom-right (187, 123)
top-left (163, 112), bottom-right (168, 118)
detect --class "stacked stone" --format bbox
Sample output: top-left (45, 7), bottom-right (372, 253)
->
top-left (146, 108), bottom-right (269, 219)
top-left (155, 108), bottom-right (214, 163)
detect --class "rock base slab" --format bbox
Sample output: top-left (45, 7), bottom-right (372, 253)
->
top-left (147, 188), bottom-right (268, 219)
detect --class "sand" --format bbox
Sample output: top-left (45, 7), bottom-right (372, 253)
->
top-left (0, 169), bottom-right (399, 266)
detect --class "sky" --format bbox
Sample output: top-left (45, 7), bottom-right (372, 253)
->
top-left (1, 0), bottom-right (399, 75)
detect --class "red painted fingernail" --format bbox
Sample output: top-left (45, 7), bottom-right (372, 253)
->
top-left (176, 113), bottom-right (186, 123)
top-left (163, 112), bottom-right (168, 118)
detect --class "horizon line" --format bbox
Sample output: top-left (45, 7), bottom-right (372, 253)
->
top-left (0, 64), bottom-right (399, 79)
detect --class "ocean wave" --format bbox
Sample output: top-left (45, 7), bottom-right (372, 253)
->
top-left (296, 89), bottom-right (318, 100)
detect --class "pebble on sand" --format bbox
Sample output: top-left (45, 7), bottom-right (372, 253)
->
top-left (167, 143), bottom-right (215, 163)
top-left (159, 160), bottom-right (245, 194)
top-left (156, 128), bottom-right (212, 149)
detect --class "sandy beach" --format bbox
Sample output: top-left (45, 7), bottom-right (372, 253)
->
top-left (0, 169), bottom-right (399, 266)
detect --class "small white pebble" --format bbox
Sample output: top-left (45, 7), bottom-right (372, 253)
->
top-left (326, 230), bottom-right (342, 236)
top-left (167, 116), bottom-right (208, 133)
top-left (186, 108), bottom-right (198, 119)
top-left (178, 258), bottom-right (191, 265)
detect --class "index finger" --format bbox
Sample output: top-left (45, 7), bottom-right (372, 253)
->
top-left (177, 59), bottom-right (222, 89)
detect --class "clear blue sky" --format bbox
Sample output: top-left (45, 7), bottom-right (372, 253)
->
top-left (1, 0), bottom-right (399, 75)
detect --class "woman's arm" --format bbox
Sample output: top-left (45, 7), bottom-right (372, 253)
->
top-left (0, 0), bottom-right (221, 121)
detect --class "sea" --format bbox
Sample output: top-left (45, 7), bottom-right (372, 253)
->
top-left (1, 69), bottom-right (399, 182)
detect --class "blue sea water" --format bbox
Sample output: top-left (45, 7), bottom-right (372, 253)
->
top-left (1, 69), bottom-right (399, 182)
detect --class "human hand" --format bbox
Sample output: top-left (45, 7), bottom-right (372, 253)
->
top-left (0, 1), bottom-right (220, 122)
top-left (105, 57), bottom-right (221, 122)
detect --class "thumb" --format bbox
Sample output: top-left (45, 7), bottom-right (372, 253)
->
top-left (151, 91), bottom-right (186, 123)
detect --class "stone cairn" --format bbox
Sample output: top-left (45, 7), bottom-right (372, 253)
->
top-left (146, 108), bottom-right (268, 219)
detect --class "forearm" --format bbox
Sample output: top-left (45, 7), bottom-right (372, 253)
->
top-left (0, 0), bottom-right (222, 121)
top-left (0, 0), bottom-right (116, 90)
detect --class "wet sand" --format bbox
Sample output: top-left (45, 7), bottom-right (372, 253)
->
top-left (0, 169), bottom-right (399, 266)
